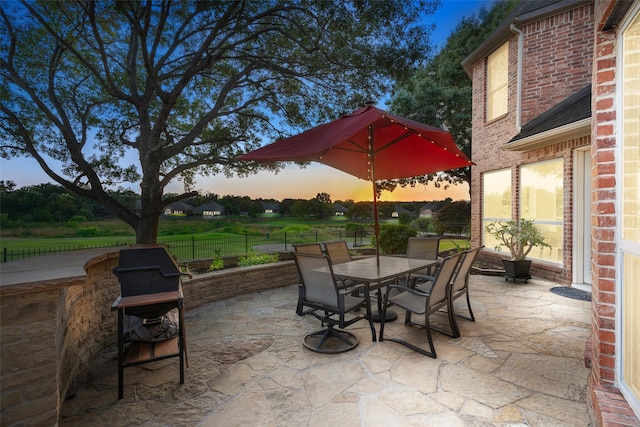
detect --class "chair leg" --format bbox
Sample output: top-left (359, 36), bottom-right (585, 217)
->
top-left (461, 291), bottom-right (476, 321)
top-left (303, 325), bottom-right (359, 354)
top-left (379, 290), bottom-right (437, 358)
top-left (117, 308), bottom-right (124, 400)
top-left (363, 293), bottom-right (377, 342)
top-left (452, 292), bottom-right (475, 322)
top-left (448, 301), bottom-right (461, 338)
top-left (423, 310), bottom-right (437, 358)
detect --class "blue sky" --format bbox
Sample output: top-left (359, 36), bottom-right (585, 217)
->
top-left (1, 1), bottom-right (492, 202)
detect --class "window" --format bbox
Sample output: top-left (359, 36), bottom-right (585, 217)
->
top-left (487, 42), bottom-right (509, 120)
top-left (482, 169), bottom-right (512, 251)
top-left (520, 159), bottom-right (563, 263)
top-left (620, 6), bottom-right (640, 417)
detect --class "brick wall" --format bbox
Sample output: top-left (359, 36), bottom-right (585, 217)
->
top-left (470, 4), bottom-right (594, 285)
top-left (590, 0), bottom-right (619, 391)
top-left (520, 3), bottom-right (594, 124)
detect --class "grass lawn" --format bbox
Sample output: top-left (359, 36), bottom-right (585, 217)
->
top-left (1, 216), bottom-right (469, 262)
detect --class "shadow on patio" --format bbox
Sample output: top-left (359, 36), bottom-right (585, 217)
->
top-left (60, 274), bottom-right (592, 426)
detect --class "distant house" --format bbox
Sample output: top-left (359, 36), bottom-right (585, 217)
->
top-left (260, 201), bottom-right (279, 214)
top-left (333, 203), bottom-right (348, 216)
top-left (163, 201), bottom-right (195, 216)
top-left (419, 203), bottom-right (439, 217)
top-left (391, 205), bottom-right (411, 218)
top-left (194, 202), bottom-right (225, 217)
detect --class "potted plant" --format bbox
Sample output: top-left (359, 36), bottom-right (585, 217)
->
top-left (485, 219), bottom-right (551, 283)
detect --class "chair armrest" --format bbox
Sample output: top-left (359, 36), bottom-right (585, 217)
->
top-left (386, 284), bottom-right (431, 298)
top-left (338, 283), bottom-right (368, 296)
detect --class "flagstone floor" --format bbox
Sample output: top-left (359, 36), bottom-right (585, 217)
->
top-left (60, 274), bottom-right (593, 426)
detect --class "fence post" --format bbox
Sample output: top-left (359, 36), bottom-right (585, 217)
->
top-left (284, 232), bottom-right (287, 252)
top-left (192, 236), bottom-right (195, 260)
top-left (3, 247), bottom-right (6, 263)
top-left (245, 233), bottom-right (249, 254)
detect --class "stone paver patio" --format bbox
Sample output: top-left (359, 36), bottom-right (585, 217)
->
top-left (60, 274), bottom-right (592, 426)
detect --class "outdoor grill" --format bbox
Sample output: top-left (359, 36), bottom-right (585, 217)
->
top-left (111, 245), bottom-right (187, 399)
top-left (112, 246), bottom-right (183, 319)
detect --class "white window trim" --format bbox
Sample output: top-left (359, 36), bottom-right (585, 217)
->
top-left (615, 0), bottom-right (640, 418)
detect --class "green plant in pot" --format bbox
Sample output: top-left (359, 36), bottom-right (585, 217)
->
top-left (485, 219), bottom-right (551, 283)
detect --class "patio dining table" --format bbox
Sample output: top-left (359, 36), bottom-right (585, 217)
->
top-left (329, 255), bottom-right (440, 330)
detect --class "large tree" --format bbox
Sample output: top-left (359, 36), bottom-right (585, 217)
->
top-left (384, 0), bottom-right (517, 196)
top-left (0, 0), bottom-right (436, 243)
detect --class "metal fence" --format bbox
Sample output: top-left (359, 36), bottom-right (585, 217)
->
top-left (2, 226), bottom-right (369, 263)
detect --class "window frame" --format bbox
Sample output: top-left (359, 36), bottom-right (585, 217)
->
top-left (519, 158), bottom-right (564, 265)
top-left (486, 42), bottom-right (509, 121)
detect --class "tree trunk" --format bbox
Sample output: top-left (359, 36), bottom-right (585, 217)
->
top-left (136, 213), bottom-right (160, 244)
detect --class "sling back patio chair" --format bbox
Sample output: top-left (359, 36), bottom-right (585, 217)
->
top-left (406, 237), bottom-right (441, 286)
top-left (323, 240), bottom-right (353, 264)
top-left (379, 253), bottom-right (463, 358)
top-left (323, 240), bottom-right (360, 290)
top-left (293, 252), bottom-right (376, 353)
top-left (293, 242), bottom-right (325, 315)
top-left (292, 242), bottom-right (324, 255)
top-left (448, 246), bottom-right (483, 336)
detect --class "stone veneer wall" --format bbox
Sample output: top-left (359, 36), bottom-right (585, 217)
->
top-left (0, 251), bottom-right (298, 426)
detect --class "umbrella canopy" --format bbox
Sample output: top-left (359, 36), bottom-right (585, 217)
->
top-left (238, 105), bottom-right (474, 264)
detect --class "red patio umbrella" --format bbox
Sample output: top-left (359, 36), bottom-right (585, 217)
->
top-left (238, 105), bottom-right (474, 265)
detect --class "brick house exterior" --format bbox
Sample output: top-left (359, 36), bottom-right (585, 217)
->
top-left (464, 0), bottom-right (640, 424)
top-left (463, 0), bottom-right (594, 285)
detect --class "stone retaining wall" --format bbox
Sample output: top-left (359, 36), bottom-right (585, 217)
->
top-left (0, 251), bottom-right (297, 426)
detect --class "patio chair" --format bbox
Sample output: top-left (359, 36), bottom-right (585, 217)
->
top-left (379, 253), bottom-right (463, 358)
top-left (292, 242), bottom-right (324, 255)
top-left (293, 252), bottom-right (376, 353)
top-left (406, 237), bottom-right (441, 286)
top-left (323, 240), bottom-right (360, 290)
top-left (293, 243), bottom-right (325, 315)
top-left (448, 246), bottom-right (483, 336)
top-left (323, 240), bottom-right (353, 264)
top-left (111, 246), bottom-right (190, 399)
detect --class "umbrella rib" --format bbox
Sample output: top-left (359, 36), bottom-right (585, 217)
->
top-left (320, 139), bottom-right (369, 157)
top-left (373, 130), bottom-right (420, 155)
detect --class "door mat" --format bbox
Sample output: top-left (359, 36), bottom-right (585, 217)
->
top-left (550, 286), bottom-right (591, 301)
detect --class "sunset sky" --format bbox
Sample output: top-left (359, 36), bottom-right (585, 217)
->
top-left (1, 1), bottom-right (489, 203)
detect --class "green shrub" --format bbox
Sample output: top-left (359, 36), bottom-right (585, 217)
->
top-left (377, 224), bottom-right (417, 254)
top-left (66, 215), bottom-right (87, 229)
top-left (237, 251), bottom-right (279, 267)
top-left (398, 212), bottom-right (412, 225)
top-left (208, 249), bottom-right (225, 271)
top-left (346, 222), bottom-right (369, 236)
top-left (413, 216), bottom-right (433, 234)
top-left (277, 224), bottom-right (313, 234)
top-left (75, 226), bottom-right (100, 237)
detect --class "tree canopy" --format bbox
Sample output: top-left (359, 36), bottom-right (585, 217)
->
top-left (385, 0), bottom-right (517, 196)
top-left (0, 0), bottom-right (436, 243)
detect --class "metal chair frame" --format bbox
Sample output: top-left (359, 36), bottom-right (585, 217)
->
top-left (293, 252), bottom-right (376, 353)
top-left (379, 253), bottom-right (463, 358)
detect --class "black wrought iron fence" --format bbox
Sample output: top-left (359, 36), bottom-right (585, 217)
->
top-left (2, 229), bottom-right (368, 263)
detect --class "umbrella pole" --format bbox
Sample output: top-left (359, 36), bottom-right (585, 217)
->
top-left (369, 125), bottom-right (380, 267)
top-left (372, 179), bottom-right (380, 267)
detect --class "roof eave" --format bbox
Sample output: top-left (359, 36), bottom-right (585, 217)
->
top-left (502, 117), bottom-right (591, 152)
